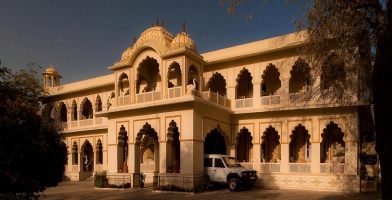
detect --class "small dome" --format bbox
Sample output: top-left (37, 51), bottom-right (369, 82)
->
top-left (171, 31), bottom-right (197, 52)
top-left (43, 64), bottom-right (58, 75)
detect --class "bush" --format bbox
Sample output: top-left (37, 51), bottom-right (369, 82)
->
top-left (93, 170), bottom-right (108, 188)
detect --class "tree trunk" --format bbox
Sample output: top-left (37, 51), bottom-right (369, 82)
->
top-left (372, 25), bottom-right (392, 199)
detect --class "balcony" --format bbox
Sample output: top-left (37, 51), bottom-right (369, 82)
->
top-left (261, 95), bottom-right (281, 106)
top-left (235, 98), bottom-right (253, 108)
top-left (201, 90), bottom-right (231, 109)
top-left (62, 117), bottom-right (107, 132)
top-left (136, 91), bottom-right (162, 104)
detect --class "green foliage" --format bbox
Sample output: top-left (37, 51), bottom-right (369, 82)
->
top-left (0, 62), bottom-right (67, 197)
top-left (93, 170), bottom-right (109, 188)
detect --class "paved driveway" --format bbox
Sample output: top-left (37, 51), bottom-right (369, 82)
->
top-left (41, 181), bottom-right (381, 200)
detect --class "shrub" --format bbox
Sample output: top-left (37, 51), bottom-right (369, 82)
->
top-left (93, 170), bottom-right (108, 188)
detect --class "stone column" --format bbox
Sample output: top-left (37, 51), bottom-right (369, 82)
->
top-left (280, 143), bottom-right (289, 173)
top-left (253, 83), bottom-right (261, 108)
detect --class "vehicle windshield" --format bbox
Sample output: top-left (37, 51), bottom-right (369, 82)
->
top-left (222, 157), bottom-right (243, 167)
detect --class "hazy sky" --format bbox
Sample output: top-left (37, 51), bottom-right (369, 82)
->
top-left (0, 0), bottom-right (301, 84)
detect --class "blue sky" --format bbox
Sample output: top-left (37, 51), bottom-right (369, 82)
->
top-left (0, 0), bottom-right (301, 84)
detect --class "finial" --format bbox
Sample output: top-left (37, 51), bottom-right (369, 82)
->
top-left (162, 19), bottom-right (164, 28)
top-left (50, 63), bottom-right (53, 68)
top-left (182, 20), bottom-right (185, 32)
top-left (156, 17), bottom-right (159, 26)
top-left (151, 23), bottom-right (153, 27)
top-left (133, 36), bottom-right (136, 45)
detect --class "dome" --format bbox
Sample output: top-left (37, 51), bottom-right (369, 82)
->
top-left (121, 26), bottom-right (174, 61)
top-left (43, 64), bottom-right (59, 75)
top-left (171, 31), bottom-right (197, 53)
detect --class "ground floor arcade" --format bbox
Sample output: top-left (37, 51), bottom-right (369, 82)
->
top-left (63, 104), bottom-right (362, 192)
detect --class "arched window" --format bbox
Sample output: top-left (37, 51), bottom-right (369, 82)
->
top-left (261, 64), bottom-right (281, 96)
top-left (71, 100), bottom-right (77, 121)
top-left (81, 98), bottom-right (93, 119)
top-left (236, 127), bottom-right (253, 162)
top-left (261, 126), bottom-right (280, 163)
top-left (72, 141), bottom-right (78, 165)
top-left (321, 122), bottom-right (345, 163)
top-left (187, 65), bottom-right (199, 91)
top-left (96, 139), bottom-right (103, 164)
top-left (289, 124), bottom-right (311, 163)
top-left (60, 102), bottom-right (67, 122)
top-left (118, 73), bottom-right (129, 96)
top-left (289, 58), bottom-right (310, 93)
top-left (321, 53), bottom-right (346, 90)
top-left (95, 95), bottom-right (102, 112)
top-left (168, 62), bottom-right (182, 88)
top-left (136, 56), bottom-right (160, 93)
top-left (236, 68), bottom-right (253, 99)
top-left (207, 72), bottom-right (227, 96)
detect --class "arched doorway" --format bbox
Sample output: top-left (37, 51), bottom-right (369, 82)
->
top-left (204, 125), bottom-right (228, 155)
top-left (81, 140), bottom-right (94, 172)
top-left (135, 123), bottom-right (159, 174)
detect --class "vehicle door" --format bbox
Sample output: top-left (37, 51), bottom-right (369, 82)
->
top-left (204, 157), bottom-right (217, 182)
top-left (213, 158), bottom-right (227, 183)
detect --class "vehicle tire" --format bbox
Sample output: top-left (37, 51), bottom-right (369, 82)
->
top-left (229, 178), bottom-right (239, 191)
top-left (244, 184), bottom-right (254, 190)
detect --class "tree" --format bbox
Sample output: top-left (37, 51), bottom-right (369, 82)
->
top-left (0, 61), bottom-right (67, 198)
top-left (220, 0), bottom-right (391, 198)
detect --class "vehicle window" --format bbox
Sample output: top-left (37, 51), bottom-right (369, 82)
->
top-left (222, 157), bottom-right (243, 167)
top-left (204, 158), bottom-right (213, 167)
top-left (214, 158), bottom-right (225, 168)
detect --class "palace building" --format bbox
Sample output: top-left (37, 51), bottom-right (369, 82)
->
top-left (41, 22), bottom-right (376, 192)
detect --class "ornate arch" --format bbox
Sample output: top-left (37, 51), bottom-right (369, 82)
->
top-left (81, 139), bottom-right (93, 151)
top-left (136, 122), bottom-right (159, 145)
top-left (95, 95), bottom-right (102, 112)
top-left (261, 126), bottom-right (281, 162)
top-left (235, 127), bottom-right (254, 146)
top-left (167, 120), bottom-right (178, 141)
top-left (136, 56), bottom-right (160, 93)
top-left (205, 124), bottom-right (230, 146)
top-left (236, 68), bottom-right (253, 87)
top-left (207, 72), bottom-right (227, 95)
top-left (167, 61), bottom-right (182, 88)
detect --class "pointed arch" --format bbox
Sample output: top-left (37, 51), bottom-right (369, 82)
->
top-left (321, 122), bottom-right (345, 163)
top-left (204, 124), bottom-right (230, 155)
top-left (136, 56), bottom-right (160, 93)
top-left (289, 58), bottom-right (310, 93)
top-left (166, 120), bottom-right (180, 172)
top-left (96, 139), bottom-right (103, 165)
top-left (118, 72), bottom-right (129, 97)
top-left (207, 72), bottom-right (227, 96)
top-left (80, 97), bottom-right (93, 119)
top-left (187, 65), bottom-right (200, 91)
top-left (95, 95), bottom-right (102, 112)
top-left (71, 99), bottom-right (77, 121)
top-left (167, 61), bottom-right (182, 88)
top-left (289, 124), bottom-right (311, 163)
top-left (261, 63), bottom-right (281, 96)
top-left (261, 126), bottom-right (281, 162)
top-left (236, 68), bottom-right (253, 99)
top-left (236, 127), bottom-right (253, 162)
top-left (58, 101), bottom-right (67, 122)
top-left (72, 141), bottom-right (78, 165)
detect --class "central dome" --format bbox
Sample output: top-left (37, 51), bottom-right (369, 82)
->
top-left (121, 26), bottom-right (174, 60)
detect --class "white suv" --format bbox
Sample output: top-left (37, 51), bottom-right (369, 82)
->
top-left (204, 154), bottom-right (258, 191)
